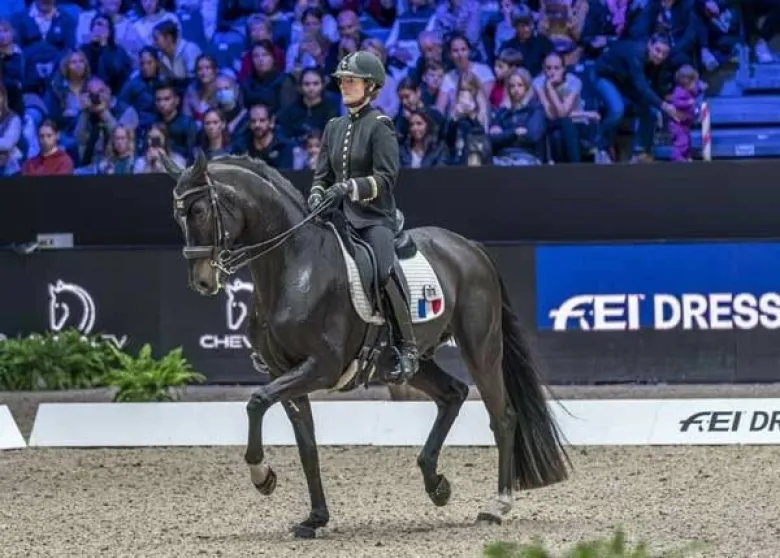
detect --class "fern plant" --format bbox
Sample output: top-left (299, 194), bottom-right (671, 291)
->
top-left (105, 344), bottom-right (205, 402)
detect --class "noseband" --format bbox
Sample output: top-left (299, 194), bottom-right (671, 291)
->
top-left (173, 173), bottom-right (328, 275)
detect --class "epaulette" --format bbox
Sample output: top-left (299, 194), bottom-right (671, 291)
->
top-left (376, 114), bottom-right (394, 129)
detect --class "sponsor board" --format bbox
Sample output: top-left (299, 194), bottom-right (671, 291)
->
top-left (27, 399), bottom-right (780, 448)
top-left (198, 278), bottom-right (254, 351)
top-left (536, 243), bottom-right (780, 332)
top-left (0, 405), bottom-right (26, 449)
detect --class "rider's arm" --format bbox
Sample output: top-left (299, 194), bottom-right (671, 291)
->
top-left (349, 115), bottom-right (399, 202)
top-left (311, 119), bottom-right (336, 196)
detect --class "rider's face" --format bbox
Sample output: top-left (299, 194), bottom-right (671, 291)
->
top-left (339, 76), bottom-right (366, 105)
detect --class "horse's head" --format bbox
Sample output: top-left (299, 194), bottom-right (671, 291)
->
top-left (48, 280), bottom-right (96, 334)
top-left (165, 150), bottom-right (247, 296)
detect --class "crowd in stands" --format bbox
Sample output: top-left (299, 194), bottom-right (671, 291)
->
top-left (0, 0), bottom-right (778, 176)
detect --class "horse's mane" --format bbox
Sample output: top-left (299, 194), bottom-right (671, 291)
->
top-left (207, 154), bottom-right (307, 209)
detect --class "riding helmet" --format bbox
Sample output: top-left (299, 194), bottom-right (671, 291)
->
top-left (332, 50), bottom-right (386, 88)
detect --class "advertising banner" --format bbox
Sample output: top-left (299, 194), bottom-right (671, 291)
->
top-left (536, 242), bottom-right (780, 332)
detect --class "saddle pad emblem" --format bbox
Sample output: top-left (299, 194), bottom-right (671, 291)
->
top-left (418, 284), bottom-right (443, 319)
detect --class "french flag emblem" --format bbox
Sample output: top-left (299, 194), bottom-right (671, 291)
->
top-left (417, 284), bottom-right (443, 319)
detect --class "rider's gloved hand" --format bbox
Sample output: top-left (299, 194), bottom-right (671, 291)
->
top-left (323, 181), bottom-right (352, 204)
top-left (307, 186), bottom-right (324, 211)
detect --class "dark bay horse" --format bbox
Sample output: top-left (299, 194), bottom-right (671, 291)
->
top-left (162, 151), bottom-right (570, 538)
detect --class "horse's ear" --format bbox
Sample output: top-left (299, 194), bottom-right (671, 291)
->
top-left (159, 152), bottom-right (183, 182)
top-left (191, 148), bottom-right (209, 185)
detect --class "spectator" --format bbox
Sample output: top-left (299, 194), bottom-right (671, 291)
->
top-left (0, 149), bottom-right (21, 176)
top-left (493, 0), bottom-right (523, 56)
top-left (276, 68), bottom-right (339, 144)
top-left (118, 47), bottom-right (164, 133)
top-left (241, 103), bottom-right (294, 169)
top-left (96, 125), bottom-right (137, 174)
top-left (386, 0), bottom-right (436, 66)
top-left (592, 34), bottom-right (676, 163)
top-left (240, 40), bottom-right (298, 114)
top-left (80, 12), bottom-right (134, 95)
top-left (696, 0), bottom-right (741, 72)
top-left (420, 60), bottom-right (445, 105)
top-left (498, 5), bottom-right (554, 76)
top-left (489, 67), bottom-right (547, 165)
top-left (400, 109), bottom-right (448, 167)
top-left (646, 0), bottom-right (698, 70)
top-left (290, 1), bottom-right (338, 46)
top-left (214, 72), bottom-right (249, 137)
top-left (430, 0), bottom-right (483, 58)
top-left (490, 47), bottom-right (523, 109)
top-left (445, 72), bottom-right (490, 164)
top-left (741, 1), bottom-right (780, 63)
top-left (410, 30), bottom-right (445, 84)
top-left (436, 33), bottom-right (495, 114)
top-left (666, 63), bottom-right (702, 161)
top-left (74, 76), bottom-right (138, 168)
top-left (293, 128), bottom-right (321, 170)
top-left (238, 14), bottom-right (286, 79)
top-left (538, 0), bottom-right (588, 65)
top-left (199, 107), bottom-right (233, 158)
top-left (133, 0), bottom-right (180, 48)
top-left (21, 120), bottom-right (74, 175)
top-left (0, 83), bottom-right (22, 163)
top-left (285, 8), bottom-right (332, 74)
top-left (76, 0), bottom-right (144, 63)
top-left (44, 49), bottom-right (90, 155)
top-left (324, 10), bottom-right (368, 77)
top-left (217, 0), bottom-right (260, 32)
top-left (361, 38), bottom-right (400, 118)
top-left (133, 121), bottom-right (186, 173)
top-left (395, 77), bottom-right (446, 143)
top-left (533, 52), bottom-right (582, 162)
top-left (0, 19), bottom-right (23, 88)
top-left (154, 19), bottom-right (202, 86)
top-left (11, 0), bottom-right (76, 50)
top-left (153, 80), bottom-right (198, 161)
top-left (183, 55), bottom-right (218, 122)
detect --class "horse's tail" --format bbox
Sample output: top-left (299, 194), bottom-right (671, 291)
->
top-left (478, 243), bottom-right (572, 489)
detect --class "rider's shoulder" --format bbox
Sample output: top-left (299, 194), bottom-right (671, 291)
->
top-left (374, 113), bottom-right (394, 130)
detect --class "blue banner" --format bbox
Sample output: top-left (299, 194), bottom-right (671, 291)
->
top-left (535, 242), bottom-right (780, 332)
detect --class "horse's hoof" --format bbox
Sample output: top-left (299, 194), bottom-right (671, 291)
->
top-left (476, 512), bottom-right (502, 525)
top-left (253, 467), bottom-right (277, 496)
top-left (428, 474), bottom-right (451, 507)
top-left (292, 523), bottom-right (317, 539)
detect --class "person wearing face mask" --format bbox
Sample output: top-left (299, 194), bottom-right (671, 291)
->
top-left (213, 73), bottom-right (249, 138)
top-left (306, 50), bottom-right (418, 384)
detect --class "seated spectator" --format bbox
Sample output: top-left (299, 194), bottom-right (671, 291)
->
top-left (74, 76), bottom-right (138, 168)
top-left (0, 84), bottom-right (22, 164)
top-left (11, 0), bottom-right (76, 50)
top-left (118, 47), bottom-right (164, 133)
top-left (436, 33), bottom-right (495, 114)
top-left (430, 0), bottom-right (483, 59)
top-left (538, 0), bottom-right (588, 65)
top-left (214, 72), bottom-right (249, 137)
top-left (400, 109), bottom-right (448, 168)
top-left (533, 52), bottom-right (582, 162)
top-left (324, 10), bottom-right (368, 78)
top-left (0, 19), bottom-right (23, 87)
top-left (239, 102), bottom-right (294, 169)
top-left (287, 29), bottom-right (331, 79)
top-left (592, 34), bottom-right (677, 163)
top-left (646, 0), bottom-right (698, 70)
top-left (153, 80), bottom-right (198, 161)
top-left (386, 0), bottom-right (436, 66)
top-left (489, 67), bottom-right (547, 165)
top-left (490, 47), bottom-right (523, 109)
top-left (361, 38), bottom-right (400, 118)
top-left (741, 1), bottom-right (780, 63)
top-left (80, 12), bottom-right (134, 95)
top-left (238, 14), bottom-right (286, 79)
top-left (395, 77), bottom-right (446, 143)
top-left (420, 60), bottom-right (445, 105)
top-left (154, 19), bottom-right (202, 88)
top-left (240, 40), bottom-right (298, 114)
top-left (44, 49), bottom-right (91, 155)
top-left (0, 149), bottom-right (21, 176)
top-left (276, 68), bottom-right (339, 144)
top-left (183, 54), bottom-right (218, 122)
top-left (290, 0), bottom-right (338, 46)
top-left (666, 63), bottom-right (703, 162)
top-left (199, 107), bottom-right (234, 158)
top-left (133, 0), bottom-right (180, 48)
top-left (96, 125), bottom-right (137, 174)
top-left (76, 0), bottom-right (144, 64)
top-left (258, 0), bottom-right (293, 48)
top-left (445, 73), bottom-right (490, 164)
top-left (293, 127), bottom-right (322, 170)
top-left (493, 0), bottom-right (524, 57)
top-left (133, 121), bottom-right (186, 173)
top-left (580, 0), bottom-right (653, 60)
top-left (498, 5), bottom-right (554, 76)
top-left (22, 119), bottom-right (74, 175)
top-left (410, 30), bottom-right (446, 84)
top-left (696, 0), bottom-right (741, 71)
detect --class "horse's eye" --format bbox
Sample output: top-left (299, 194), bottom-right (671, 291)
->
top-left (191, 204), bottom-right (205, 219)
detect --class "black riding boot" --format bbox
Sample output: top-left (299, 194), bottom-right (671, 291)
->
top-left (382, 268), bottom-right (419, 383)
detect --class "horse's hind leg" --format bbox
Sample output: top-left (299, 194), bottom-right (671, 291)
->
top-left (407, 359), bottom-right (470, 507)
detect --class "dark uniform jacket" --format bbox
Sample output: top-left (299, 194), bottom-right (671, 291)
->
top-left (312, 104), bottom-right (399, 230)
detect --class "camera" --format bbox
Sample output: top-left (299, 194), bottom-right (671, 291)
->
top-left (89, 92), bottom-right (101, 105)
top-left (149, 136), bottom-right (162, 148)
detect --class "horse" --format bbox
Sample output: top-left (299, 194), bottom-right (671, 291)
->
top-left (162, 150), bottom-right (570, 539)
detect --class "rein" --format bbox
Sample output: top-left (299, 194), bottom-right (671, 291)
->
top-left (174, 173), bottom-right (329, 276)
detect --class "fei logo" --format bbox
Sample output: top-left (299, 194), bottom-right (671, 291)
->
top-left (548, 294), bottom-right (643, 331)
top-left (199, 278), bottom-right (254, 350)
top-left (47, 280), bottom-right (129, 348)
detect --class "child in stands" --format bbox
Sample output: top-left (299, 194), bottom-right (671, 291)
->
top-left (666, 64), bottom-right (703, 162)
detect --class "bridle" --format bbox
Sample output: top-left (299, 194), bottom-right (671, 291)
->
top-left (173, 172), bottom-right (329, 276)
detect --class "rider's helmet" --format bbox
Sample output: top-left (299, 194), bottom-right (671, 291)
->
top-left (332, 50), bottom-right (386, 92)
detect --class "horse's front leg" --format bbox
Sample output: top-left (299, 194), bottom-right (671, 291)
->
top-left (244, 355), bottom-right (338, 498)
top-left (282, 396), bottom-right (329, 539)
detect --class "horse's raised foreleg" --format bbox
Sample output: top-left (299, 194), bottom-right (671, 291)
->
top-left (407, 359), bottom-right (470, 507)
top-left (281, 396), bottom-right (330, 539)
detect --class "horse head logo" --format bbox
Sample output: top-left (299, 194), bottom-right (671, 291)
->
top-left (224, 278), bottom-right (254, 331)
top-left (48, 280), bottom-right (96, 334)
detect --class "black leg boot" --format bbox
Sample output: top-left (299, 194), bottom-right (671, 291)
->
top-left (382, 269), bottom-right (419, 383)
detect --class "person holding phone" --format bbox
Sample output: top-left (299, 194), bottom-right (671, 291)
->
top-left (132, 122), bottom-right (185, 173)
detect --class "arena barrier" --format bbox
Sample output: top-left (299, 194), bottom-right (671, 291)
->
top-left (0, 405), bottom-right (26, 449)
top-left (28, 399), bottom-right (780, 448)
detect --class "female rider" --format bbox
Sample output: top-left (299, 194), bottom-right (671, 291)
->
top-left (306, 50), bottom-right (419, 383)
